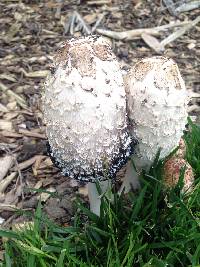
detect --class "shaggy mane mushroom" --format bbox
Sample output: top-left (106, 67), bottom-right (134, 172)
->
top-left (120, 56), bottom-right (189, 193)
top-left (42, 36), bottom-right (134, 215)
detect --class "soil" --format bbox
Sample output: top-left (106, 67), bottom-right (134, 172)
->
top-left (0, 0), bottom-right (199, 234)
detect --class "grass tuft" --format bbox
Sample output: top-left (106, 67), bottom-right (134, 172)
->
top-left (0, 119), bottom-right (200, 267)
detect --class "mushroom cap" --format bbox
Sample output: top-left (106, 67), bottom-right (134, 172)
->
top-left (43, 36), bottom-right (134, 182)
top-left (163, 157), bottom-right (194, 192)
top-left (125, 56), bottom-right (188, 166)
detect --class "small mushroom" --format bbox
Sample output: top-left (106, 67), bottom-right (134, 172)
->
top-left (174, 138), bottom-right (186, 159)
top-left (42, 36), bottom-right (134, 215)
top-left (163, 157), bottom-right (194, 192)
top-left (121, 57), bottom-right (189, 193)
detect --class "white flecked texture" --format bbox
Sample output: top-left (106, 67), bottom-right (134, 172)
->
top-left (125, 56), bottom-right (188, 169)
top-left (42, 36), bottom-right (133, 181)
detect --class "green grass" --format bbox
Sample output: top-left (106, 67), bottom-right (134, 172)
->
top-left (0, 119), bottom-right (200, 267)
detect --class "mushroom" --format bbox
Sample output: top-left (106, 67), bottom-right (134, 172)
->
top-left (42, 36), bottom-right (134, 215)
top-left (163, 157), bottom-right (194, 192)
top-left (121, 57), bottom-right (189, 193)
top-left (174, 137), bottom-right (186, 159)
top-left (163, 137), bottom-right (194, 192)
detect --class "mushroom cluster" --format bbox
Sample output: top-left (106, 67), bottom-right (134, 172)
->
top-left (42, 36), bottom-right (191, 215)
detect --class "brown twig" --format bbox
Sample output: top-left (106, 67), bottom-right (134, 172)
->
top-left (161, 16), bottom-right (200, 47)
top-left (176, 1), bottom-right (200, 13)
top-left (18, 129), bottom-right (46, 139)
top-left (0, 203), bottom-right (17, 211)
top-left (141, 16), bottom-right (200, 52)
top-left (0, 172), bottom-right (17, 194)
top-left (13, 155), bottom-right (46, 171)
top-left (87, 0), bottom-right (111, 5)
top-left (20, 68), bottom-right (49, 78)
top-left (96, 21), bottom-right (191, 40)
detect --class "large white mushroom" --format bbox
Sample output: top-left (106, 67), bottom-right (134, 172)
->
top-left (120, 56), bottom-right (189, 193)
top-left (42, 36), bottom-right (134, 215)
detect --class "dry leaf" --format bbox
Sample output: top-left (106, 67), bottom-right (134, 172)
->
top-left (33, 155), bottom-right (46, 175)
top-left (0, 172), bottom-right (17, 194)
top-left (79, 186), bottom-right (88, 196)
top-left (0, 155), bottom-right (15, 181)
top-left (0, 203), bottom-right (17, 211)
top-left (12, 221), bottom-right (34, 231)
top-left (6, 101), bottom-right (17, 111)
top-left (0, 104), bottom-right (8, 113)
top-left (34, 180), bottom-right (43, 190)
top-left (0, 217), bottom-right (5, 225)
top-left (0, 74), bottom-right (16, 82)
top-left (0, 120), bottom-right (13, 131)
top-left (38, 187), bottom-right (56, 202)
top-left (141, 33), bottom-right (164, 53)
top-left (3, 111), bottom-right (18, 120)
top-left (83, 14), bottom-right (97, 24)
top-left (0, 131), bottom-right (22, 138)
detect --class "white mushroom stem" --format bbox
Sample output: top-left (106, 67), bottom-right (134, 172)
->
top-left (87, 180), bottom-right (112, 216)
top-left (118, 161), bottom-right (140, 194)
